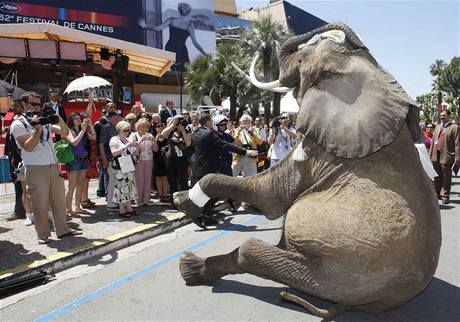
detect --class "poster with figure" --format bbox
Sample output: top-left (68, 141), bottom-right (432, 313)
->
top-left (138, 0), bottom-right (215, 70)
top-left (0, 0), bottom-right (216, 68)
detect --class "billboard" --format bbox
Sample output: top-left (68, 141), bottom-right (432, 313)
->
top-left (0, 0), bottom-right (215, 67)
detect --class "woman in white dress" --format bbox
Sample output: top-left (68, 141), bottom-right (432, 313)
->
top-left (109, 121), bottom-right (138, 217)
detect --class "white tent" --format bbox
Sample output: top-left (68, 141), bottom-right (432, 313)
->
top-left (280, 92), bottom-right (300, 114)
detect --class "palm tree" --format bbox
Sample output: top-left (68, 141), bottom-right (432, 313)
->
top-left (185, 44), bottom-right (251, 120)
top-left (240, 15), bottom-right (292, 124)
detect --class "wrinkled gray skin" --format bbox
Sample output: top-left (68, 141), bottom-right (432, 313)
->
top-left (173, 23), bottom-right (441, 317)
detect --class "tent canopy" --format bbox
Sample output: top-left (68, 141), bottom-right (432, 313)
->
top-left (0, 23), bottom-right (175, 77)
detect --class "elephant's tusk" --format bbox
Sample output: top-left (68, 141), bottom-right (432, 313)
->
top-left (249, 51), bottom-right (284, 89)
top-left (230, 61), bottom-right (293, 93)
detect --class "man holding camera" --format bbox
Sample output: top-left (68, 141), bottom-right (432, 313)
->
top-left (232, 114), bottom-right (263, 177)
top-left (268, 112), bottom-right (299, 166)
top-left (10, 92), bottom-right (82, 244)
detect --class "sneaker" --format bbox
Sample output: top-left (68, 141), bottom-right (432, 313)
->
top-left (441, 199), bottom-right (450, 205)
top-left (24, 213), bottom-right (34, 226)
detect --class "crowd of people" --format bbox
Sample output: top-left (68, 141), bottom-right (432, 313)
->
top-left (3, 92), bottom-right (301, 243)
top-left (4, 90), bottom-right (458, 244)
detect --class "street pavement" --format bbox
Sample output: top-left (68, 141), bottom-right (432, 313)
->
top-left (0, 176), bottom-right (459, 321)
top-left (0, 180), bottom-right (187, 277)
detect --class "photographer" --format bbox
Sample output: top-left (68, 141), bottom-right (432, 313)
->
top-left (268, 112), bottom-right (299, 166)
top-left (10, 92), bottom-right (82, 244)
top-left (232, 114), bottom-right (263, 177)
top-left (161, 115), bottom-right (192, 200)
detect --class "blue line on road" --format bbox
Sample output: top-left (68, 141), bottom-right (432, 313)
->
top-left (34, 215), bottom-right (260, 322)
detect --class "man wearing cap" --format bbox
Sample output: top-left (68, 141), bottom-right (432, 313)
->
top-left (160, 99), bottom-right (177, 125)
top-left (190, 113), bottom-right (257, 228)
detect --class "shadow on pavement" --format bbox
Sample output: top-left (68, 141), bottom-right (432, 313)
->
top-left (0, 241), bottom-right (47, 271)
top-left (211, 279), bottom-right (307, 314)
top-left (78, 205), bottom-right (171, 225)
top-left (212, 277), bottom-right (460, 322)
top-left (0, 226), bottom-right (12, 234)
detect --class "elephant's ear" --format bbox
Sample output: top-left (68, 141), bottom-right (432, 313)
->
top-left (297, 65), bottom-right (418, 159)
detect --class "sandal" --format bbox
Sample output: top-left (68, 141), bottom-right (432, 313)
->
top-left (81, 199), bottom-right (96, 209)
top-left (38, 238), bottom-right (50, 244)
top-left (74, 209), bottom-right (91, 215)
top-left (128, 211), bottom-right (140, 216)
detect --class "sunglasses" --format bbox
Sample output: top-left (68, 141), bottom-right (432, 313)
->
top-left (155, 125), bottom-right (163, 128)
top-left (29, 102), bottom-right (41, 107)
top-left (217, 123), bottom-right (227, 126)
top-left (123, 129), bottom-right (131, 133)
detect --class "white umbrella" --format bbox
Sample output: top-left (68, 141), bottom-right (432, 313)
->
top-left (64, 75), bottom-right (111, 94)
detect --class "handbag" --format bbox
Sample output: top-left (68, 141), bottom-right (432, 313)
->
top-left (118, 153), bottom-right (135, 174)
top-left (55, 139), bottom-right (74, 164)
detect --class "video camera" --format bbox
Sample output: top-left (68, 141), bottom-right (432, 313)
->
top-left (271, 116), bottom-right (281, 129)
top-left (25, 105), bottom-right (59, 126)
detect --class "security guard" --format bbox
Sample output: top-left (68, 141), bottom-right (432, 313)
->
top-left (191, 113), bottom-right (257, 228)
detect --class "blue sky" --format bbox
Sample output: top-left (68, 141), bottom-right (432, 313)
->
top-left (235, 0), bottom-right (459, 98)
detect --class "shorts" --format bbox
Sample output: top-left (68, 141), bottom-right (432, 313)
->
top-left (65, 158), bottom-right (89, 172)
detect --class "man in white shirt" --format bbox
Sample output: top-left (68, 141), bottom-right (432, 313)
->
top-left (268, 113), bottom-right (299, 166)
top-left (10, 92), bottom-right (82, 244)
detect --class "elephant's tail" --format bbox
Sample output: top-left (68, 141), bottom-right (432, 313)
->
top-left (280, 290), bottom-right (347, 318)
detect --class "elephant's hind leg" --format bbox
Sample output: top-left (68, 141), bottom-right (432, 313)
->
top-left (180, 238), bottom-right (327, 301)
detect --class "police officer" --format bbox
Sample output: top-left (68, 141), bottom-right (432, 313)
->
top-left (191, 113), bottom-right (257, 228)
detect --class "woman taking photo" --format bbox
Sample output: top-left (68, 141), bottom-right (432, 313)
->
top-left (65, 113), bottom-right (96, 218)
top-left (109, 121), bottom-right (138, 217)
top-left (130, 118), bottom-right (158, 206)
top-left (161, 115), bottom-right (191, 200)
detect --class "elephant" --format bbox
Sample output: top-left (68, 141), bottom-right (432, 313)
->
top-left (173, 23), bottom-right (441, 318)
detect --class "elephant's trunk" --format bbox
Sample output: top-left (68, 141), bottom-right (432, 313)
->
top-left (199, 152), bottom-right (312, 219)
top-left (279, 22), bottom-right (367, 88)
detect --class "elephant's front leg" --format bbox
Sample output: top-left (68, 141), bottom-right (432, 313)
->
top-left (174, 155), bottom-right (312, 220)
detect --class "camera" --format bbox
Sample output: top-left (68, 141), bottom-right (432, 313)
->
top-left (175, 116), bottom-right (189, 128)
top-left (6, 86), bottom-right (14, 98)
top-left (25, 105), bottom-right (59, 126)
top-left (271, 116), bottom-right (281, 129)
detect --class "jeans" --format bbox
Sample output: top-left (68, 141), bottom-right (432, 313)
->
top-left (97, 161), bottom-right (109, 196)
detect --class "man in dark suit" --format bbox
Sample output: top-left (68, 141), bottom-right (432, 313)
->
top-left (429, 110), bottom-right (460, 204)
top-left (43, 92), bottom-right (66, 141)
top-left (191, 113), bottom-right (257, 228)
top-left (160, 99), bottom-right (177, 125)
top-left (44, 92), bottom-right (66, 122)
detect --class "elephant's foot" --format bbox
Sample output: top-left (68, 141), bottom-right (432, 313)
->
top-left (173, 191), bottom-right (203, 219)
top-left (179, 251), bottom-right (222, 286)
top-left (280, 289), bottom-right (346, 318)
